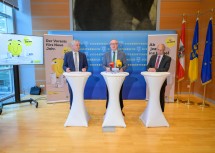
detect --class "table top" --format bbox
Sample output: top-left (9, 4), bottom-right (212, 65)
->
top-left (141, 71), bottom-right (170, 77)
top-left (63, 72), bottom-right (92, 77)
top-left (101, 71), bottom-right (129, 77)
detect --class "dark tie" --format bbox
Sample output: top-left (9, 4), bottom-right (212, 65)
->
top-left (155, 55), bottom-right (160, 69)
top-left (113, 52), bottom-right (116, 62)
top-left (113, 51), bottom-right (115, 67)
top-left (74, 52), bottom-right (78, 71)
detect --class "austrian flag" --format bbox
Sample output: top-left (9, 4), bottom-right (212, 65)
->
top-left (177, 19), bottom-right (186, 81)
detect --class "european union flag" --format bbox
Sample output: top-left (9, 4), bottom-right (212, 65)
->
top-left (201, 19), bottom-right (213, 85)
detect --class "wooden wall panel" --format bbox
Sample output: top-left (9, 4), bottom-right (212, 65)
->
top-left (32, 18), bottom-right (70, 30)
top-left (159, 16), bottom-right (183, 30)
top-left (160, 1), bottom-right (200, 28)
top-left (31, 0), bottom-right (70, 91)
top-left (31, 3), bottom-right (69, 16)
top-left (31, 0), bottom-right (68, 3)
top-left (160, 16), bottom-right (198, 30)
top-left (161, 1), bottom-right (200, 16)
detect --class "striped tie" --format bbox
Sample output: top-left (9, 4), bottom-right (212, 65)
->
top-left (155, 55), bottom-right (160, 69)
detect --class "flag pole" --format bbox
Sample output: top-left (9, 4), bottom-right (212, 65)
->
top-left (198, 84), bottom-right (209, 107)
top-left (185, 81), bottom-right (194, 105)
top-left (175, 13), bottom-right (186, 103)
top-left (176, 81), bottom-right (180, 103)
top-left (176, 80), bottom-right (186, 103)
top-left (211, 8), bottom-right (214, 19)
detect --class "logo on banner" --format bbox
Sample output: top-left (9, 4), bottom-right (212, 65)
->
top-left (136, 57), bottom-right (141, 63)
top-left (165, 37), bottom-right (176, 48)
top-left (136, 46), bottom-right (141, 52)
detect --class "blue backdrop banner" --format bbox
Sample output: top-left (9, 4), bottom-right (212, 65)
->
top-left (48, 31), bottom-right (176, 99)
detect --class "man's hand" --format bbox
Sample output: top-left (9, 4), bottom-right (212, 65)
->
top-left (119, 68), bottom-right (124, 72)
top-left (66, 68), bottom-right (71, 72)
top-left (106, 67), bottom-right (111, 72)
top-left (148, 68), bottom-right (156, 72)
top-left (82, 68), bottom-right (87, 72)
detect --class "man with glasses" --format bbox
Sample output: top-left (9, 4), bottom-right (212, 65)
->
top-left (102, 39), bottom-right (127, 115)
top-left (147, 44), bottom-right (171, 112)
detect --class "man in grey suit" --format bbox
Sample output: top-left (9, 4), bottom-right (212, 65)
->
top-left (63, 40), bottom-right (88, 108)
top-left (147, 44), bottom-right (171, 112)
top-left (102, 39), bottom-right (127, 115)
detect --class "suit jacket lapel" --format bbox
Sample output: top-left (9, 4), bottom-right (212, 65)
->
top-left (117, 51), bottom-right (120, 60)
top-left (159, 55), bottom-right (165, 68)
top-left (79, 53), bottom-right (82, 69)
top-left (109, 52), bottom-right (112, 63)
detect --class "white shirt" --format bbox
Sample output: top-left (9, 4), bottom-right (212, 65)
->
top-left (73, 51), bottom-right (79, 71)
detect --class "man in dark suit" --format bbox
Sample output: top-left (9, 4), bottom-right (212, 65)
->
top-left (102, 39), bottom-right (127, 115)
top-left (147, 44), bottom-right (171, 112)
top-left (63, 40), bottom-right (88, 108)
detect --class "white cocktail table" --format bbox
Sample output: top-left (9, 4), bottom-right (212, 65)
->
top-left (101, 71), bottom-right (129, 127)
top-left (63, 72), bottom-right (91, 127)
top-left (140, 72), bottom-right (170, 127)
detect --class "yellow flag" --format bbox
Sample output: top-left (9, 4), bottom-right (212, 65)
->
top-left (188, 19), bottom-right (199, 83)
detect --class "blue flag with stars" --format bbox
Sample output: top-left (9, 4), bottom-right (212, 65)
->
top-left (201, 19), bottom-right (213, 85)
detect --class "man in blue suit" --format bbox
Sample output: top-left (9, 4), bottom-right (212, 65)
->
top-left (102, 39), bottom-right (127, 115)
top-left (147, 44), bottom-right (171, 112)
top-left (63, 40), bottom-right (88, 108)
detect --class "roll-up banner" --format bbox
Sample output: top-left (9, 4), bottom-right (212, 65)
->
top-left (44, 34), bottom-right (73, 103)
top-left (147, 34), bottom-right (177, 102)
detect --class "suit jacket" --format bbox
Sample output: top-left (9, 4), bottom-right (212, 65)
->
top-left (102, 50), bottom-right (127, 71)
top-left (63, 51), bottom-right (88, 72)
top-left (147, 54), bottom-right (171, 85)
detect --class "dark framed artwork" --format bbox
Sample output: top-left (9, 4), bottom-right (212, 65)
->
top-left (73, 0), bottom-right (158, 31)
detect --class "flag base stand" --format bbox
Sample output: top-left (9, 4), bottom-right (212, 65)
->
top-left (180, 99), bottom-right (188, 103)
top-left (185, 94), bottom-right (195, 105)
top-left (198, 102), bottom-right (209, 107)
top-left (185, 82), bottom-right (195, 105)
top-left (185, 95), bottom-right (195, 105)
top-left (174, 97), bottom-right (183, 103)
top-left (174, 96), bottom-right (185, 103)
top-left (185, 100), bottom-right (194, 105)
top-left (198, 85), bottom-right (209, 107)
top-left (174, 81), bottom-right (185, 104)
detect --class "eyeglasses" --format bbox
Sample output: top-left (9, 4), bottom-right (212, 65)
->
top-left (110, 43), bottom-right (118, 45)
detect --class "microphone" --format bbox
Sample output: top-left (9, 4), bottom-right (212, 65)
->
top-left (109, 62), bottom-right (114, 69)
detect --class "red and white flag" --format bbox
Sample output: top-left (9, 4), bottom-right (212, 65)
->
top-left (177, 19), bottom-right (186, 81)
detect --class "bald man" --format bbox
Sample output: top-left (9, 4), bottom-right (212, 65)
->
top-left (102, 39), bottom-right (127, 115)
top-left (147, 44), bottom-right (171, 112)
